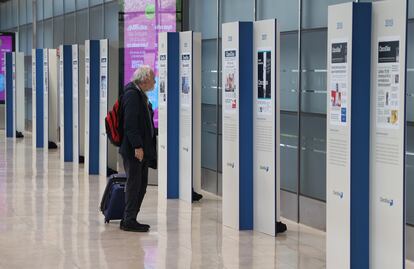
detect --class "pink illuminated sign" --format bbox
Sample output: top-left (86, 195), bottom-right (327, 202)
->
top-left (123, 1), bottom-right (177, 128)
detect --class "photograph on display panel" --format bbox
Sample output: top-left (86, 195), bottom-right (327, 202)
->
top-left (224, 49), bottom-right (238, 111)
top-left (376, 38), bottom-right (400, 128)
top-left (257, 50), bottom-right (272, 100)
top-left (329, 41), bottom-right (348, 126)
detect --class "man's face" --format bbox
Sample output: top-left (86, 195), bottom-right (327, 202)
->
top-left (143, 71), bottom-right (156, 92)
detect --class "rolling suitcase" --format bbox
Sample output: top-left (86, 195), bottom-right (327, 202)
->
top-left (100, 173), bottom-right (127, 223)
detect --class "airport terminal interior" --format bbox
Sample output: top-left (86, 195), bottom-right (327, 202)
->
top-left (0, 0), bottom-right (414, 268)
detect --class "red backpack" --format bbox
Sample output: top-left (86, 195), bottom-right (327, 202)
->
top-left (105, 96), bottom-right (124, 147)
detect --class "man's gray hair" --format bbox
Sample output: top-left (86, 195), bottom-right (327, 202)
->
top-left (132, 65), bottom-right (153, 85)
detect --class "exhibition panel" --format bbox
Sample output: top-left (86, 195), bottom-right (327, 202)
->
top-left (5, 53), bottom-right (13, 138)
top-left (370, 1), bottom-right (408, 268)
top-left (252, 19), bottom-right (281, 236)
top-left (59, 45), bottom-right (73, 162)
top-left (99, 39), bottom-right (109, 176)
top-left (158, 32), bottom-right (180, 199)
top-left (84, 39), bottom-right (117, 176)
top-left (59, 44), bottom-right (85, 164)
top-left (85, 40), bottom-right (100, 174)
top-left (326, 3), bottom-right (372, 269)
top-left (222, 21), bottom-right (253, 230)
top-left (179, 31), bottom-right (202, 203)
top-left (48, 49), bottom-right (59, 148)
top-left (5, 52), bottom-right (24, 139)
top-left (78, 46), bottom-right (86, 162)
top-left (32, 49), bottom-right (48, 148)
top-left (105, 40), bottom-right (119, 175)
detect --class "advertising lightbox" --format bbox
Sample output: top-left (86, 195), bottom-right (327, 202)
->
top-left (123, 0), bottom-right (177, 128)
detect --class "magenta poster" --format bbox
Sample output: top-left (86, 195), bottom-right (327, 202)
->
top-left (123, 1), bottom-right (176, 128)
top-left (0, 35), bottom-right (13, 103)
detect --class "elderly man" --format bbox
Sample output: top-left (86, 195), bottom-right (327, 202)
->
top-left (119, 65), bottom-right (157, 232)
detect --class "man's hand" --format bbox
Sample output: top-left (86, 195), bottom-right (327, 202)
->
top-left (135, 148), bottom-right (144, 162)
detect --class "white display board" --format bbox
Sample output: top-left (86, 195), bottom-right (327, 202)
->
top-left (32, 49), bottom-right (36, 148)
top-left (179, 31), bottom-right (202, 203)
top-left (158, 33), bottom-right (168, 198)
top-left (222, 21), bottom-right (253, 230)
top-left (72, 45), bottom-right (79, 164)
top-left (253, 19), bottom-right (280, 236)
top-left (370, 1), bottom-right (407, 268)
top-left (327, 3), bottom-right (372, 268)
top-left (84, 41), bottom-right (91, 174)
top-left (99, 39), bottom-right (108, 176)
top-left (48, 49), bottom-right (59, 146)
top-left (107, 41), bottom-right (118, 173)
top-left (43, 49), bottom-right (49, 148)
top-left (78, 46), bottom-right (86, 160)
top-left (15, 52), bottom-right (24, 134)
top-left (59, 45), bottom-right (64, 161)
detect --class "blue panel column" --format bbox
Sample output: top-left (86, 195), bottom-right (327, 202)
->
top-left (63, 45), bottom-right (73, 162)
top-left (350, 4), bottom-right (371, 267)
top-left (167, 33), bottom-right (179, 198)
top-left (36, 49), bottom-right (44, 148)
top-left (5, 53), bottom-right (13, 138)
top-left (238, 22), bottom-right (253, 230)
top-left (89, 40), bottom-right (100, 174)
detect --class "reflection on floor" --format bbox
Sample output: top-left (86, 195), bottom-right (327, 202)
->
top-left (0, 132), bottom-right (413, 269)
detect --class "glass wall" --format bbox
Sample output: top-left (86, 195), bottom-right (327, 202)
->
top-left (0, 0), bottom-right (119, 125)
top-left (189, 0), bottom-right (414, 232)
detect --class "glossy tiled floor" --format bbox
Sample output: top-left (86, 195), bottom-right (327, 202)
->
top-left (0, 132), bottom-right (413, 269)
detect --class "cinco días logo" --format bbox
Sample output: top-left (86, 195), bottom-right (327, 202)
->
top-left (333, 190), bottom-right (344, 199)
top-left (380, 197), bottom-right (394, 207)
top-left (160, 145), bottom-right (166, 149)
top-left (226, 162), bottom-right (235, 168)
top-left (259, 165), bottom-right (270, 172)
top-left (183, 147), bottom-right (189, 152)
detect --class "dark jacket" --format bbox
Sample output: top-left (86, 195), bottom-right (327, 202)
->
top-left (119, 82), bottom-right (157, 165)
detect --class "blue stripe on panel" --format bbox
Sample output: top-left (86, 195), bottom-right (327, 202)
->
top-left (5, 53), bottom-right (13, 138)
top-left (36, 49), bottom-right (44, 148)
top-left (63, 45), bottom-right (73, 162)
top-left (238, 22), bottom-right (253, 230)
top-left (350, 3), bottom-right (371, 268)
top-left (167, 32), bottom-right (180, 199)
top-left (89, 41), bottom-right (100, 174)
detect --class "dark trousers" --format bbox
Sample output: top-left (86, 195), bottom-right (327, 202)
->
top-left (122, 157), bottom-right (149, 223)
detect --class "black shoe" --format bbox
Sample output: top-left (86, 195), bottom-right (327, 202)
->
top-left (120, 220), bottom-right (149, 232)
top-left (192, 190), bottom-right (203, 202)
top-left (276, 221), bottom-right (287, 234)
top-left (16, 131), bottom-right (24, 138)
top-left (137, 222), bottom-right (150, 229)
top-left (48, 141), bottom-right (58, 149)
top-left (121, 220), bottom-right (150, 230)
